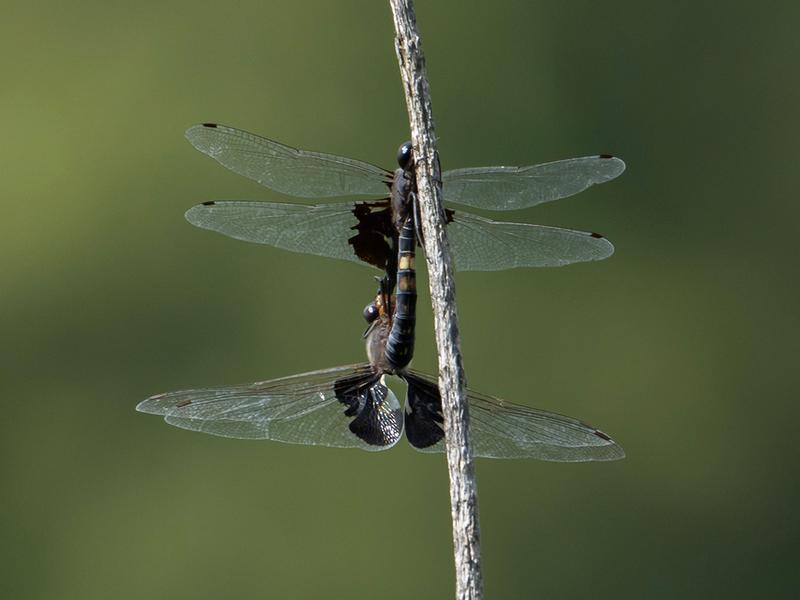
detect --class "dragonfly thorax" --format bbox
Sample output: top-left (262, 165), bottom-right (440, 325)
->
top-left (390, 167), bottom-right (415, 233)
top-left (365, 312), bottom-right (394, 374)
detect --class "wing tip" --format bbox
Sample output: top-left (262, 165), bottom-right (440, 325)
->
top-left (598, 154), bottom-right (627, 176)
top-left (586, 234), bottom-right (615, 261)
top-left (185, 122), bottom-right (221, 141)
top-left (135, 397), bottom-right (158, 414)
top-left (184, 203), bottom-right (211, 224)
top-left (603, 238), bottom-right (616, 259)
top-left (137, 392), bottom-right (194, 415)
top-left (593, 429), bottom-right (626, 460)
top-left (605, 445), bottom-right (627, 461)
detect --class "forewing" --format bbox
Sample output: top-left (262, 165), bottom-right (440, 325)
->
top-left (448, 211), bottom-right (614, 271)
top-left (185, 124), bottom-right (392, 198)
top-left (442, 155), bottom-right (625, 211)
top-left (404, 371), bottom-right (625, 461)
top-left (185, 200), bottom-right (389, 269)
top-left (137, 364), bottom-right (403, 451)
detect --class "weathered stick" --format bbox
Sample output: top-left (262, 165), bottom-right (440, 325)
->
top-left (388, 2), bottom-right (483, 598)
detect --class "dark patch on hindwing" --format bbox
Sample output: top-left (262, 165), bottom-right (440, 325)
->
top-left (349, 200), bottom-right (456, 270)
top-left (402, 373), bottom-right (445, 449)
top-left (349, 200), bottom-right (395, 270)
top-left (334, 369), bottom-right (402, 447)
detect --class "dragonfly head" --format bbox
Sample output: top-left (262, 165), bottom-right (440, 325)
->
top-left (362, 297), bottom-right (386, 338)
top-left (362, 311), bottom-right (378, 338)
top-left (397, 141), bottom-right (413, 170)
top-left (362, 275), bottom-right (394, 338)
top-left (363, 301), bottom-right (379, 324)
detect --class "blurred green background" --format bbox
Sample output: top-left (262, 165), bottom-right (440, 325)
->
top-left (2, 0), bottom-right (798, 598)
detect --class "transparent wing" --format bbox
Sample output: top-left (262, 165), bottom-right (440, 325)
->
top-left (404, 371), bottom-right (625, 461)
top-left (442, 155), bottom-right (625, 211)
top-left (186, 202), bottom-right (612, 271)
top-left (136, 364), bottom-right (404, 451)
top-left (467, 389), bottom-right (625, 461)
top-left (185, 123), bottom-right (393, 198)
top-left (448, 210), bottom-right (614, 271)
top-left (185, 200), bottom-right (379, 268)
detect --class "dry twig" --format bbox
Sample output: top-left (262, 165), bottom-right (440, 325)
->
top-left (389, 2), bottom-right (483, 598)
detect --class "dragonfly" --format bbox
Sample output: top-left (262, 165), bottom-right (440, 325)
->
top-left (183, 123), bottom-right (625, 272)
top-left (136, 274), bottom-right (624, 460)
top-left (138, 148), bottom-right (624, 460)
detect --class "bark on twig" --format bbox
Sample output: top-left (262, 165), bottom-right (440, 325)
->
top-left (389, 2), bottom-right (483, 598)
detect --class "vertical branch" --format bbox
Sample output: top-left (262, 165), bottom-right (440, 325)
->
top-left (389, 1), bottom-right (483, 598)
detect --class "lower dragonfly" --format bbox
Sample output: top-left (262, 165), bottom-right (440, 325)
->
top-left (137, 211), bottom-right (625, 461)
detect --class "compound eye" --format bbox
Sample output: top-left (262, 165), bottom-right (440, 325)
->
top-left (397, 141), bottom-right (413, 169)
top-left (363, 302), bottom-right (379, 323)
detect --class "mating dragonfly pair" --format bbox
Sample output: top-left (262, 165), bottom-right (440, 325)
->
top-left (137, 124), bottom-right (626, 460)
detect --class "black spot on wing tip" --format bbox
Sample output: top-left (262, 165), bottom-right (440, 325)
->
top-left (176, 399), bottom-right (192, 408)
top-left (202, 123), bottom-right (218, 128)
top-left (594, 429), bottom-right (612, 442)
top-left (201, 200), bottom-right (216, 206)
top-left (590, 232), bottom-right (604, 239)
top-left (599, 154), bottom-right (614, 159)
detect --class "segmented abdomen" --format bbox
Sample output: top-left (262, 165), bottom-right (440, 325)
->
top-left (385, 217), bottom-right (416, 372)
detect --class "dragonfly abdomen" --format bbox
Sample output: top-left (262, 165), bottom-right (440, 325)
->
top-left (385, 217), bottom-right (416, 371)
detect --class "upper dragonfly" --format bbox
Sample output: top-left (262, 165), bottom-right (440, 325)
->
top-left (183, 124), bottom-right (625, 271)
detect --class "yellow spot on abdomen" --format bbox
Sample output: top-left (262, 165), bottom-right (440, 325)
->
top-left (398, 255), bottom-right (415, 270)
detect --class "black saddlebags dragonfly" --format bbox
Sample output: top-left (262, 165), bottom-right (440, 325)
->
top-left (136, 273), bottom-right (624, 460)
top-left (183, 123), bottom-right (625, 272)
